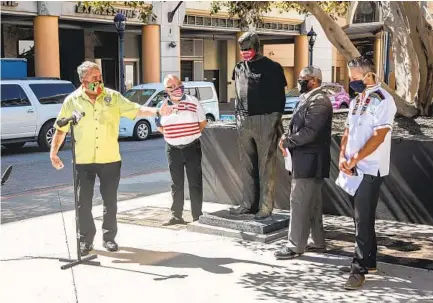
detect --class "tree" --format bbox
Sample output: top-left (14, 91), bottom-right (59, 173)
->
top-left (211, 1), bottom-right (433, 117)
top-left (84, 1), bottom-right (432, 116)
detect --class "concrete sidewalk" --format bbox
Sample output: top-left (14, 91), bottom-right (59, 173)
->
top-left (1, 192), bottom-right (433, 303)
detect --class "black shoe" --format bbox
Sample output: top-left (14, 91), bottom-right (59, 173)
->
top-left (305, 245), bottom-right (326, 253)
top-left (274, 247), bottom-right (300, 260)
top-left (344, 273), bottom-right (366, 290)
top-left (339, 266), bottom-right (377, 274)
top-left (193, 217), bottom-right (200, 222)
top-left (103, 240), bottom-right (119, 252)
top-left (229, 206), bottom-right (251, 216)
top-left (162, 217), bottom-right (185, 226)
top-left (254, 211), bottom-right (271, 220)
top-left (80, 242), bottom-right (94, 256)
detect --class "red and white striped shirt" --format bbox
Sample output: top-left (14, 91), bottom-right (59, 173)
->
top-left (159, 95), bottom-right (206, 146)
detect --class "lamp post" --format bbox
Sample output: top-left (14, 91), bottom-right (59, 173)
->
top-left (114, 13), bottom-right (126, 94)
top-left (307, 26), bottom-right (317, 66)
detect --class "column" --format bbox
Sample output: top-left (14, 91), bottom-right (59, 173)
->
top-left (293, 35), bottom-right (308, 83)
top-left (142, 24), bottom-right (161, 83)
top-left (374, 34), bottom-right (383, 80)
top-left (343, 64), bottom-right (349, 93)
top-left (34, 16), bottom-right (60, 77)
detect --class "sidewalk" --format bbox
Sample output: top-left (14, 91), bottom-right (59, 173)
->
top-left (1, 192), bottom-right (433, 303)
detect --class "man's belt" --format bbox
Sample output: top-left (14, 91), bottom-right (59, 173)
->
top-left (168, 139), bottom-right (200, 149)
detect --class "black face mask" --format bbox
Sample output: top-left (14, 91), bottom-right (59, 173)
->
top-left (297, 79), bottom-right (310, 94)
top-left (349, 80), bottom-right (366, 94)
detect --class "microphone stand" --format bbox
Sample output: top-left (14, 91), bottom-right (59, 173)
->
top-left (59, 116), bottom-right (100, 270)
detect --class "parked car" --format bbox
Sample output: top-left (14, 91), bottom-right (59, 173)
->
top-left (284, 83), bottom-right (350, 113)
top-left (284, 87), bottom-right (301, 113)
top-left (321, 83), bottom-right (350, 109)
top-left (1, 79), bottom-right (76, 151)
top-left (119, 81), bottom-right (220, 141)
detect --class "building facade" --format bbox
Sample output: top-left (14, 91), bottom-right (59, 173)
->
top-left (1, 1), bottom-right (348, 103)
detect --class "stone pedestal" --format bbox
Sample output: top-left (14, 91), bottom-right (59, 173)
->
top-left (187, 208), bottom-right (290, 243)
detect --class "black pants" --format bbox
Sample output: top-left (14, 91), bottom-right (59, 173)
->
top-left (350, 174), bottom-right (383, 274)
top-left (166, 140), bottom-right (203, 220)
top-left (236, 112), bottom-right (283, 214)
top-left (76, 161), bottom-right (121, 244)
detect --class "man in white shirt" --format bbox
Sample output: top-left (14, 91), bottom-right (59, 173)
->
top-left (338, 56), bottom-right (397, 290)
top-left (156, 75), bottom-right (207, 225)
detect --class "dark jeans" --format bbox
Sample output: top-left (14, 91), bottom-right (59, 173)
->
top-left (236, 112), bottom-right (283, 214)
top-left (350, 174), bottom-right (383, 275)
top-left (166, 139), bottom-right (203, 220)
top-left (76, 161), bottom-right (121, 244)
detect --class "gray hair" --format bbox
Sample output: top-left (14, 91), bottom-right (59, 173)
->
top-left (347, 56), bottom-right (375, 75)
top-left (300, 66), bottom-right (323, 81)
top-left (163, 74), bottom-right (181, 88)
top-left (77, 61), bottom-right (101, 82)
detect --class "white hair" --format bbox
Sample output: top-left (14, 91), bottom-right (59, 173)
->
top-left (163, 74), bottom-right (181, 88)
top-left (77, 61), bottom-right (101, 82)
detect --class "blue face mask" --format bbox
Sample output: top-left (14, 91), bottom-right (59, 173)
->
top-left (349, 80), bottom-right (366, 94)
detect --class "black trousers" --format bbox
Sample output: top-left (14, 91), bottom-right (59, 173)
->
top-left (236, 112), bottom-right (283, 214)
top-left (76, 161), bottom-right (121, 244)
top-left (350, 174), bottom-right (383, 274)
top-left (166, 139), bottom-right (203, 220)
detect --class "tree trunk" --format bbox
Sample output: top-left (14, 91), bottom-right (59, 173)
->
top-left (400, 2), bottom-right (433, 116)
top-left (301, 1), bottom-right (419, 117)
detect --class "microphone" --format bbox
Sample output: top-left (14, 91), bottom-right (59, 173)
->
top-left (57, 110), bottom-right (85, 127)
top-left (1, 165), bottom-right (12, 186)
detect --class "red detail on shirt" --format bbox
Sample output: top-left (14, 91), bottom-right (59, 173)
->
top-left (164, 129), bottom-right (201, 139)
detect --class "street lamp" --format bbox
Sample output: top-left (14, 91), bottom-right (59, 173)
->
top-left (114, 13), bottom-right (126, 94)
top-left (307, 26), bottom-right (317, 66)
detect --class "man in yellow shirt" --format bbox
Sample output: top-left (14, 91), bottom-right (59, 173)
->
top-left (50, 61), bottom-right (172, 256)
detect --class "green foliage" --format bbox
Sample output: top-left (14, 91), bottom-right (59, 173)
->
top-left (82, 1), bottom-right (155, 22)
top-left (210, 1), bottom-right (350, 27)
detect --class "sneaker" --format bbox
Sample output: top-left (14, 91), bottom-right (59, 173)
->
top-left (162, 217), bottom-right (185, 226)
top-left (80, 242), bottom-right (94, 256)
top-left (274, 247), bottom-right (300, 260)
top-left (339, 266), bottom-right (377, 274)
top-left (229, 206), bottom-right (252, 216)
top-left (103, 240), bottom-right (119, 252)
top-left (305, 245), bottom-right (326, 253)
top-left (344, 273), bottom-right (366, 290)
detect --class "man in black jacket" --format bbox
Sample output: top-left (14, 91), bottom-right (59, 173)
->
top-left (230, 31), bottom-right (287, 220)
top-left (274, 66), bottom-right (333, 259)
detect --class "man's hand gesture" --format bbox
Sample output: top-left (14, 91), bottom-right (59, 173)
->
top-left (159, 101), bottom-right (174, 116)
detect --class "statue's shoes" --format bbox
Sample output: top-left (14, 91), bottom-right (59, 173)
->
top-left (254, 211), bottom-right (271, 220)
top-left (229, 206), bottom-right (251, 216)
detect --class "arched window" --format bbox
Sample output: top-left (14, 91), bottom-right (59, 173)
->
top-left (353, 2), bottom-right (380, 24)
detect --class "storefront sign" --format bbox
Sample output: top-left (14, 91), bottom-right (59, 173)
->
top-left (75, 2), bottom-right (138, 19)
top-left (1, 1), bottom-right (19, 7)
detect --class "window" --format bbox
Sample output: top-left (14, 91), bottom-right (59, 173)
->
top-left (1, 84), bottom-right (31, 107)
top-left (29, 83), bottom-right (76, 105)
top-left (150, 91), bottom-right (167, 107)
top-left (124, 89), bottom-right (155, 105)
top-left (197, 87), bottom-right (213, 101)
top-left (323, 85), bottom-right (341, 96)
top-left (185, 87), bottom-right (198, 98)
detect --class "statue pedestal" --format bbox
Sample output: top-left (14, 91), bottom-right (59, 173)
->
top-left (187, 208), bottom-right (290, 243)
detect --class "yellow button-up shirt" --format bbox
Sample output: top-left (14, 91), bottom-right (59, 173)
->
top-left (55, 87), bottom-right (140, 164)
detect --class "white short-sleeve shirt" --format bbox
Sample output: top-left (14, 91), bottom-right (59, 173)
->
top-left (156, 94), bottom-right (206, 146)
top-left (345, 84), bottom-right (397, 176)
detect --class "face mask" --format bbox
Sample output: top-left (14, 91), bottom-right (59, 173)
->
top-left (169, 85), bottom-right (184, 99)
top-left (86, 81), bottom-right (104, 95)
top-left (349, 80), bottom-right (366, 94)
top-left (240, 49), bottom-right (256, 61)
top-left (297, 79), bottom-right (310, 94)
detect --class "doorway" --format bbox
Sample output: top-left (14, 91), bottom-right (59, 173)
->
top-left (100, 59), bottom-right (117, 90)
top-left (181, 60), bottom-right (193, 82)
top-left (204, 70), bottom-right (219, 99)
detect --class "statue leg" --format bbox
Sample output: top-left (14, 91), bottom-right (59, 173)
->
top-left (254, 113), bottom-right (283, 219)
top-left (232, 116), bottom-right (259, 215)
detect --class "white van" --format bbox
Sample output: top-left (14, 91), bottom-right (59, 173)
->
top-left (119, 81), bottom-right (220, 140)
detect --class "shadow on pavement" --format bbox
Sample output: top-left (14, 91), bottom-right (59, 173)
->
top-left (93, 246), bottom-right (280, 274)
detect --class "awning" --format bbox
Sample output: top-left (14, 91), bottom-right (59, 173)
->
top-left (342, 22), bottom-right (384, 39)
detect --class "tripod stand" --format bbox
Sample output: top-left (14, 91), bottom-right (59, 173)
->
top-left (58, 117), bottom-right (100, 270)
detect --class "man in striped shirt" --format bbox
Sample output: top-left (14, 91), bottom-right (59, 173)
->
top-left (156, 75), bottom-right (207, 225)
